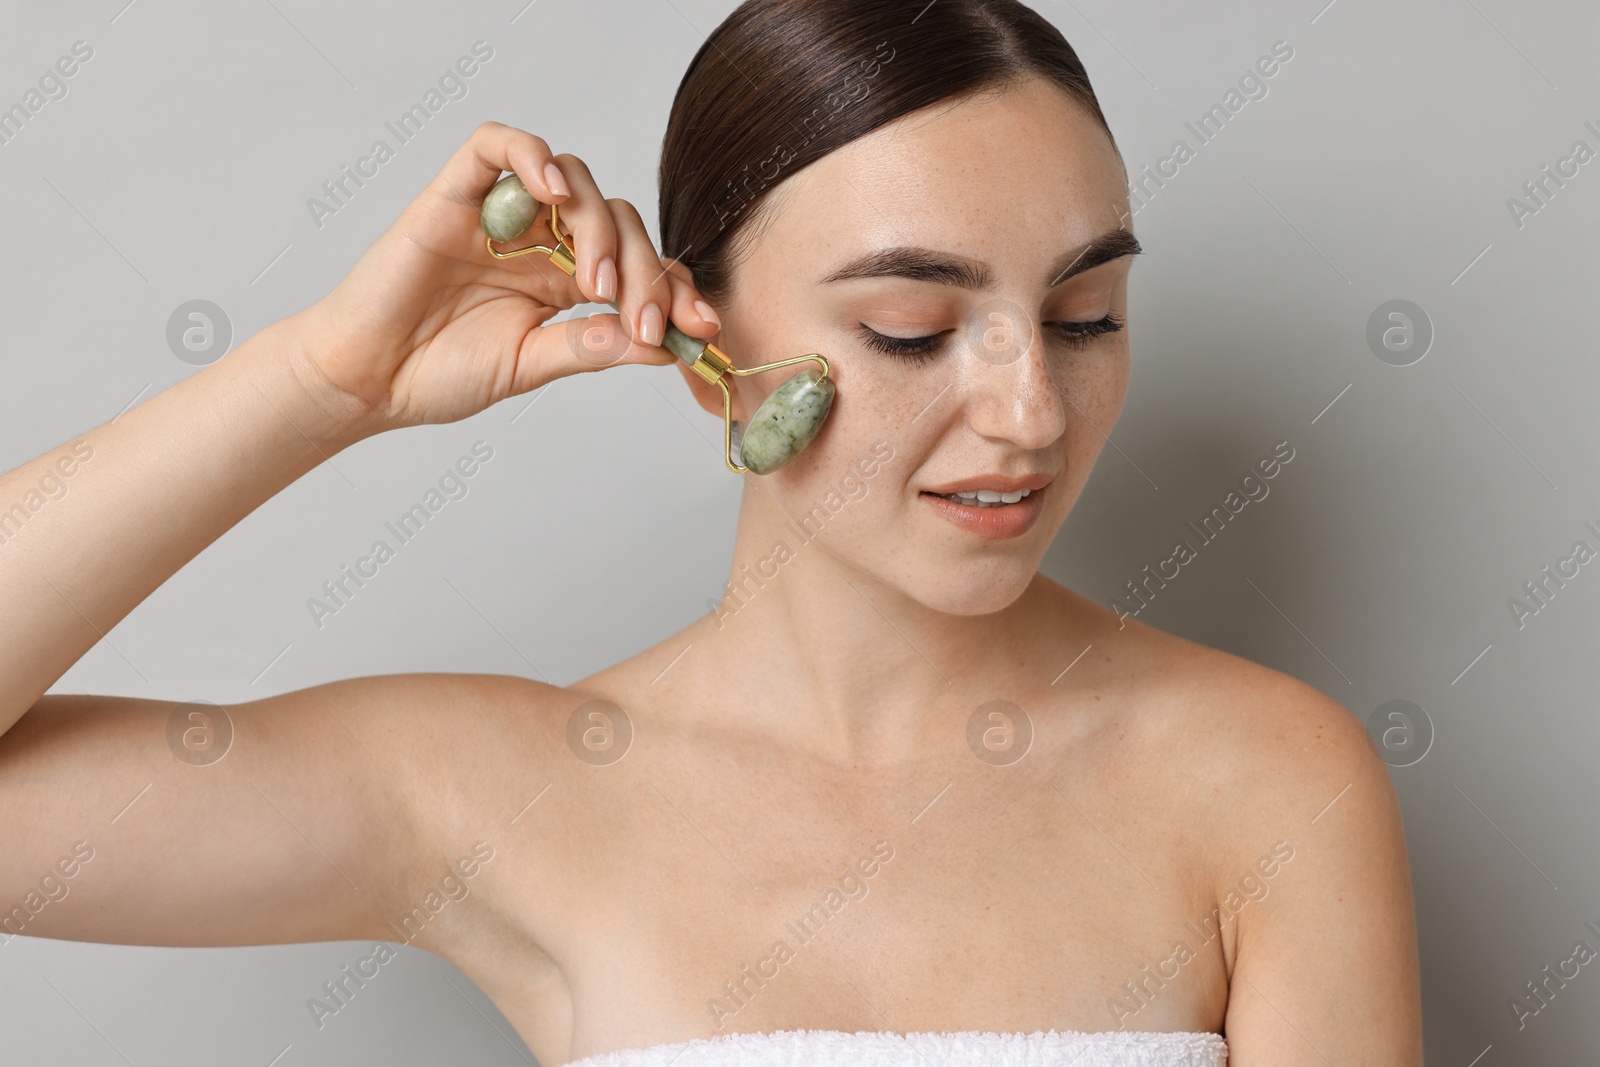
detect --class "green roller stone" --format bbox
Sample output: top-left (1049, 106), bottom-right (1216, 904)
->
top-left (737, 369), bottom-right (835, 475)
top-left (481, 174), bottom-right (539, 243)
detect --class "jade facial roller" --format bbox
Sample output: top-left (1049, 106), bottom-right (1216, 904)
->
top-left (479, 174), bottom-right (834, 475)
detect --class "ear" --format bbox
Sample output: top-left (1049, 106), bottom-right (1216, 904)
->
top-left (674, 358), bottom-right (735, 421)
top-left (662, 258), bottom-right (744, 421)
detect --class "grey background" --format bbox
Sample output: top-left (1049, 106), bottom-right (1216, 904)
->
top-left (1, 0), bottom-right (1595, 1063)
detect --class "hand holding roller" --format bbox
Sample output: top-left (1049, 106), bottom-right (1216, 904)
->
top-left (479, 174), bottom-right (834, 475)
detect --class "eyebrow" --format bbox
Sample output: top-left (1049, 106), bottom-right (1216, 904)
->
top-left (818, 228), bottom-right (1142, 290)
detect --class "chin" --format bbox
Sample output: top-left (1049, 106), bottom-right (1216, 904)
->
top-left (897, 560), bottom-right (1041, 616)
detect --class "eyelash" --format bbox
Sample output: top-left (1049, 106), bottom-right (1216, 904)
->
top-left (858, 312), bottom-right (1126, 365)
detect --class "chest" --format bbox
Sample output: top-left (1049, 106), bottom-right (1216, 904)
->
top-left (456, 738), bottom-right (1232, 1062)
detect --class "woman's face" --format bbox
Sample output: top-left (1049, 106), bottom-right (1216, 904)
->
top-left (690, 76), bottom-right (1136, 615)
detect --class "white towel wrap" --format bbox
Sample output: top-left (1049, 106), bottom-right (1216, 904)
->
top-left (563, 1028), bottom-right (1227, 1067)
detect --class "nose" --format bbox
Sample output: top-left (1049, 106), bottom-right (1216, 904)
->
top-left (958, 311), bottom-right (1068, 451)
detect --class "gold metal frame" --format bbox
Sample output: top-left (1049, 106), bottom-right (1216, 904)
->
top-left (700, 349), bottom-right (830, 474)
top-left (484, 200), bottom-right (578, 274)
top-left (485, 199), bottom-right (829, 474)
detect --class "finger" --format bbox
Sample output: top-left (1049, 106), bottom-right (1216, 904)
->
top-left (547, 153), bottom-right (618, 307)
top-left (426, 120), bottom-right (568, 214)
top-left (511, 312), bottom-right (678, 395)
top-left (660, 259), bottom-right (721, 340)
top-left (607, 197), bottom-right (675, 350)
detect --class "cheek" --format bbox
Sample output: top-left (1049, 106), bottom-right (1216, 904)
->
top-left (1054, 345), bottom-right (1129, 430)
top-left (821, 361), bottom-right (944, 497)
top-left (774, 349), bottom-right (903, 458)
top-left (1044, 347), bottom-right (1129, 502)
top-left (763, 372), bottom-right (916, 522)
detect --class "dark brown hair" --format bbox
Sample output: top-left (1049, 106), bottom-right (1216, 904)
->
top-left (658, 0), bottom-right (1120, 305)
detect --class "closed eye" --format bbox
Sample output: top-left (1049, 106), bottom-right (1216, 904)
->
top-left (858, 312), bottom-right (1125, 365)
top-left (858, 326), bottom-right (951, 362)
top-left (1051, 312), bottom-right (1125, 348)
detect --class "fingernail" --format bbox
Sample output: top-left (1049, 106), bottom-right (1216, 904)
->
top-left (693, 299), bottom-right (720, 327)
top-left (595, 257), bottom-right (617, 302)
top-left (543, 161), bottom-right (570, 197)
top-left (639, 303), bottom-right (664, 347)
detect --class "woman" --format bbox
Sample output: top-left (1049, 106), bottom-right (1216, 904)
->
top-left (0, 0), bottom-right (1421, 1064)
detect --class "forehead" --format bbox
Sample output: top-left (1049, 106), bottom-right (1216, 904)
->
top-left (756, 78), bottom-right (1128, 268)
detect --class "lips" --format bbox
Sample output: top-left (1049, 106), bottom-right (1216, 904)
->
top-left (920, 472), bottom-right (1055, 495)
top-left (919, 482), bottom-right (1048, 540)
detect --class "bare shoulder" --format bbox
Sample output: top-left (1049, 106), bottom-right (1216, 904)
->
top-left (227, 668), bottom-right (589, 911)
top-left (264, 670), bottom-right (582, 813)
top-left (1067, 591), bottom-right (1392, 845)
top-left (1051, 584), bottom-right (1405, 901)
top-left (1061, 591), bottom-right (1421, 1060)
top-left (227, 669), bottom-right (574, 770)
top-left (290, 670), bottom-right (575, 748)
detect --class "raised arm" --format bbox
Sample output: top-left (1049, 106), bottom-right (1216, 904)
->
top-left (0, 121), bottom-right (714, 733)
top-left (0, 121), bottom-right (719, 948)
top-left (0, 673), bottom-right (556, 947)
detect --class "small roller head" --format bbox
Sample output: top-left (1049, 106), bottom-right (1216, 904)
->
top-left (481, 174), bottom-right (540, 243)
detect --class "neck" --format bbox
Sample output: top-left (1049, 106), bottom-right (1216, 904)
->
top-left (676, 481), bottom-right (1072, 765)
